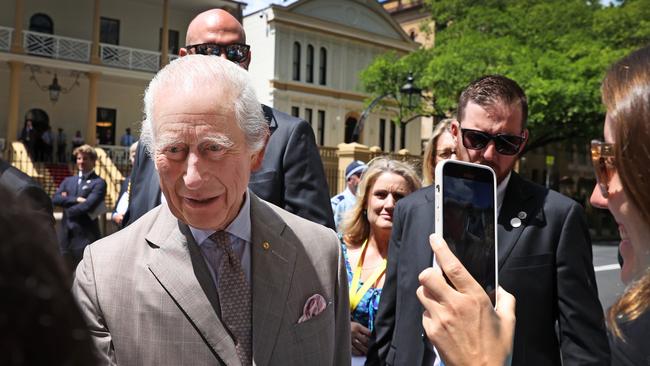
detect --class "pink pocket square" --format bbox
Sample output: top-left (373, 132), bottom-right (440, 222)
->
top-left (297, 294), bottom-right (327, 323)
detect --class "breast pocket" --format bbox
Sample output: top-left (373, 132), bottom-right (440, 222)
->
top-left (292, 304), bottom-right (335, 363)
top-left (505, 253), bottom-right (554, 271)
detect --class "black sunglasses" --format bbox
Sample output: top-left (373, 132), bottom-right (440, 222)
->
top-left (461, 128), bottom-right (525, 156)
top-left (184, 43), bottom-right (250, 63)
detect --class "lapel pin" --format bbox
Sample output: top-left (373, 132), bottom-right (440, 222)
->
top-left (510, 217), bottom-right (522, 228)
top-left (262, 241), bottom-right (270, 250)
top-left (517, 211), bottom-right (527, 220)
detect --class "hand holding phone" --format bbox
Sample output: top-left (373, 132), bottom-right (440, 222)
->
top-left (434, 160), bottom-right (498, 305)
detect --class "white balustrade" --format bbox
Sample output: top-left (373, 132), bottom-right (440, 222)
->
top-left (100, 43), bottom-right (160, 72)
top-left (23, 30), bottom-right (91, 62)
top-left (0, 26), bottom-right (13, 52)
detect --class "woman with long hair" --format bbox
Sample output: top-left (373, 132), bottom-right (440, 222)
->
top-left (589, 44), bottom-right (650, 365)
top-left (340, 157), bottom-right (421, 363)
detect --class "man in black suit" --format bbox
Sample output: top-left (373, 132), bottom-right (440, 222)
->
top-left (366, 75), bottom-right (609, 366)
top-left (125, 9), bottom-right (334, 229)
top-left (0, 158), bottom-right (53, 222)
top-left (52, 145), bottom-right (106, 268)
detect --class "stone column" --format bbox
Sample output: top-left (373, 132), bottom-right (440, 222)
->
top-left (11, 0), bottom-right (24, 54)
top-left (160, 0), bottom-right (170, 68)
top-left (6, 61), bottom-right (23, 143)
top-left (90, 0), bottom-right (101, 64)
top-left (86, 72), bottom-right (99, 145)
top-left (336, 142), bottom-right (370, 193)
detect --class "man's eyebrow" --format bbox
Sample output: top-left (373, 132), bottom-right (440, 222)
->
top-left (201, 135), bottom-right (234, 148)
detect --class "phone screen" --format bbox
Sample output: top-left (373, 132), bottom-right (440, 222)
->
top-left (441, 162), bottom-right (496, 302)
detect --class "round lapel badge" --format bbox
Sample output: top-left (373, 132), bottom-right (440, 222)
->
top-left (517, 211), bottom-right (527, 220)
top-left (510, 217), bottom-right (522, 228)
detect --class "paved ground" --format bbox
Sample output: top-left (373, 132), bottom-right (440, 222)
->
top-left (592, 241), bottom-right (625, 310)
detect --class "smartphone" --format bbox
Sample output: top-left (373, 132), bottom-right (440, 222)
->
top-left (434, 160), bottom-right (498, 306)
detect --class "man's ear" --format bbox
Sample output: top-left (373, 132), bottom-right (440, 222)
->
top-left (519, 128), bottom-right (529, 153)
top-left (179, 47), bottom-right (188, 57)
top-left (450, 120), bottom-right (461, 144)
top-left (250, 134), bottom-right (269, 172)
top-left (241, 50), bottom-right (252, 71)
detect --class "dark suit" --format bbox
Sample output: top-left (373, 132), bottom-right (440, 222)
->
top-left (52, 171), bottom-right (106, 266)
top-left (0, 159), bottom-right (53, 219)
top-left (125, 105), bottom-right (335, 229)
top-left (367, 172), bottom-right (610, 366)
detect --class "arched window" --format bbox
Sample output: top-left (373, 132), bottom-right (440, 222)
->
top-left (29, 13), bottom-right (54, 34)
top-left (319, 47), bottom-right (327, 85)
top-left (292, 42), bottom-right (301, 81)
top-left (306, 44), bottom-right (314, 83)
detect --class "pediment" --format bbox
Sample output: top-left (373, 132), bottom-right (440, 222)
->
top-left (286, 0), bottom-right (409, 41)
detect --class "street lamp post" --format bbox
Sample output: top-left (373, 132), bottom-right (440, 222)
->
top-left (352, 71), bottom-right (426, 142)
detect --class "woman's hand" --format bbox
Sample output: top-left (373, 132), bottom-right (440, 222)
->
top-left (350, 321), bottom-right (371, 356)
top-left (416, 234), bottom-right (516, 366)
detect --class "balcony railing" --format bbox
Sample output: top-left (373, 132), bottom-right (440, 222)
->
top-left (100, 43), bottom-right (160, 72)
top-left (3, 27), bottom-right (182, 73)
top-left (23, 30), bottom-right (91, 63)
top-left (0, 25), bottom-right (12, 52)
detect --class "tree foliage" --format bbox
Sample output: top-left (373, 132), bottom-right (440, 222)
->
top-left (360, 0), bottom-right (650, 152)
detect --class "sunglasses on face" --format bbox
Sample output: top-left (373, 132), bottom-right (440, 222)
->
top-left (590, 140), bottom-right (616, 198)
top-left (460, 128), bottom-right (525, 156)
top-left (184, 43), bottom-right (250, 63)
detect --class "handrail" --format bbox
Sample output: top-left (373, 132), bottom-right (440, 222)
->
top-left (94, 147), bottom-right (123, 210)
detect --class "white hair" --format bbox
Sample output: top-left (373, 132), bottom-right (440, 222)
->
top-left (140, 55), bottom-right (268, 156)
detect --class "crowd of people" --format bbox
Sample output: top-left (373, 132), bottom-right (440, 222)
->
top-left (0, 6), bottom-right (648, 366)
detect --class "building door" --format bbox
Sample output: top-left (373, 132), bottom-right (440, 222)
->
top-left (96, 108), bottom-right (116, 145)
top-left (344, 117), bottom-right (358, 143)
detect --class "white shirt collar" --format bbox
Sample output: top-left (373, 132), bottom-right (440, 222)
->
top-left (497, 171), bottom-right (512, 215)
top-left (78, 170), bottom-right (94, 180)
top-left (189, 189), bottom-right (252, 245)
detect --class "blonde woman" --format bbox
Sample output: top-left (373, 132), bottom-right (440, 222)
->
top-left (340, 157), bottom-right (421, 362)
top-left (422, 118), bottom-right (455, 185)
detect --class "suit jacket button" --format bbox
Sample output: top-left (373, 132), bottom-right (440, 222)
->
top-left (262, 241), bottom-right (271, 250)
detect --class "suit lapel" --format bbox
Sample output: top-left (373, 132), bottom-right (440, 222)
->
top-left (417, 187), bottom-right (436, 270)
top-left (249, 194), bottom-right (296, 366)
top-left (497, 173), bottom-right (536, 268)
top-left (145, 206), bottom-right (240, 366)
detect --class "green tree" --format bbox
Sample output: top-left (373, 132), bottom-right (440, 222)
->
top-left (360, 0), bottom-right (650, 152)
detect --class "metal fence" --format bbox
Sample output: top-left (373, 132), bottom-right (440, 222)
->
top-left (319, 146), bottom-right (339, 197)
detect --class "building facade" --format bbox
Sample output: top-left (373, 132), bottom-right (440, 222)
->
top-left (244, 0), bottom-right (421, 153)
top-left (0, 0), bottom-right (243, 150)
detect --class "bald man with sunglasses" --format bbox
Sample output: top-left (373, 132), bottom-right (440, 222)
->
top-left (367, 75), bottom-right (610, 366)
top-left (126, 9), bottom-right (335, 230)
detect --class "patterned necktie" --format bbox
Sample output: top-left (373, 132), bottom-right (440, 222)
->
top-left (208, 231), bottom-right (252, 365)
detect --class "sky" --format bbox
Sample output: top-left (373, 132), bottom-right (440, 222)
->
top-left (243, 0), bottom-right (299, 15)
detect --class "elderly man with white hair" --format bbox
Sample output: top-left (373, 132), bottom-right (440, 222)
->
top-left (72, 55), bottom-right (350, 366)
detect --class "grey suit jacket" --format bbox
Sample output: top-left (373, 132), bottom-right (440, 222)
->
top-left (73, 193), bottom-right (350, 366)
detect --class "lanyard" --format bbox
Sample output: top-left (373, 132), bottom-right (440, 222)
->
top-left (349, 239), bottom-right (387, 312)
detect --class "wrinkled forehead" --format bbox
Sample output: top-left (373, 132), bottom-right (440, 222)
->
top-left (152, 85), bottom-right (236, 133)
